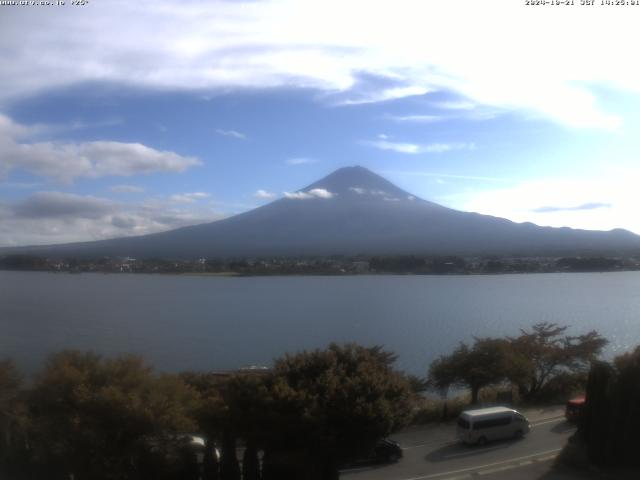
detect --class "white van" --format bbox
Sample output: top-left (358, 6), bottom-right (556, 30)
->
top-left (456, 407), bottom-right (530, 445)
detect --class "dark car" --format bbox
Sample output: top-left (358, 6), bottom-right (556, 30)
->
top-left (372, 438), bottom-right (403, 463)
top-left (343, 438), bottom-right (403, 468)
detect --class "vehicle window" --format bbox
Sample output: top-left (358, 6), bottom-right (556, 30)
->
top-left (515, 413), bottom-right (526, 422)
top-left (472, 416), bottom-right (511, 430)
top-left (458, 418), bottom-right (470, 429)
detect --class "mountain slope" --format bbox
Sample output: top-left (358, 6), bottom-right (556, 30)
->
top-left (4, 166), bottom-right (640, 258)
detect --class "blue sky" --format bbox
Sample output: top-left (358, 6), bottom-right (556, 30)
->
top-left (1, 0), bottom-right (640, 246)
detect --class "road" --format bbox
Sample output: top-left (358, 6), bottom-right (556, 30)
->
top-left (341, 406), bottom-right (574, 480)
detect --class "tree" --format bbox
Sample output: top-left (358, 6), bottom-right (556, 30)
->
top-left (428, 338), bottom-right (511, 404)
top-left (406, 375), bottom-right (429, 394)
top-left (427, 353), bottom-right (460, 418)
top-left (579, 346), bottom-right (640, 467)
top-left (0, 359), bottom-right (29, 478)
top-left (262, 343), bottom-right (414, 480)
top-left (508, 323), bottom-right (607, 398)
top-left (28, 350), bottom-right (200, 480)
top-left (180, 371), bottom-right (224, 480)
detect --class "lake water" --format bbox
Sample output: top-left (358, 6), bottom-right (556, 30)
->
top-left (2, 271), bottom-right (640, 377)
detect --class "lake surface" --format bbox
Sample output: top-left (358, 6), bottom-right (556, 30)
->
top-left (2, 271), bottom-right (640, 376)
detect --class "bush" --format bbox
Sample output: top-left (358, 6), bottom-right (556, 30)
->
top-left (532, 372), bottom-right (587, 404)
top-left (411, 395), bottom-right (469, 424)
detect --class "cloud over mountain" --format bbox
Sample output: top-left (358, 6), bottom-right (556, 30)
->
top-left (1, 0), bottom-right (634, 129)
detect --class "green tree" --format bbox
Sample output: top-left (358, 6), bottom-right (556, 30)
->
top-left (262, 343), bottom-right (414, 480)
top-left (427, 353), bottom-right (460, 418)
top-left (180, 371), bottom-right (224, 480)
top-left (28, 350), bottom-right (200, 480)
top-left (181, 370), bottom-right (272, 480)
top-left (406, 374), bottom-right (429, 394)
top-left (580, 346), bottom-right (640, 467)
top-left (508, 322), bottom-right (607, 398)
top-left (428, 338), bottom-right (511, 404)
top-left (0, 359), bottom-right (29, 478)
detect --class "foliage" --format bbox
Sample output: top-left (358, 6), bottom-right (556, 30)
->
top-left (0, 255), bottom-right (47, 270)
top-left (532, 372), bottom-right (588, 403)
top-left (0, 359), bottom-right (29, 478)
top-left (508, 322), bottom-right (607, 398)
top-left (406, 374), bottom-right (429, 394)
top-left (27, 350), bottom-right (200, 480)
top-left (369, 255), bottom-right (427, 273)
top-left (581, 346), bottom-right (640, 467)
top-left (556, 257), bottom-right (622, 272)
top-left (427, 323), bottom-right (606, 404)
top-left (261, 343), bottom-right (414, 479)
top-left (427, 338), bottom-right (512, 404)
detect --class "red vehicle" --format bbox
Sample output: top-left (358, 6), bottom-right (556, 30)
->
top-left (565, 396), bottom-right (586, 422)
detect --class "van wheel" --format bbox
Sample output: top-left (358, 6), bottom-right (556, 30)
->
top-left (513, 430), bottom-right (523, 439)
top-left (477, 436), bottom-right (488, 446)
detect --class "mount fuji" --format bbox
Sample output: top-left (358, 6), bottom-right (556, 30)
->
top-left (5, 166), bottom-right (640, 259)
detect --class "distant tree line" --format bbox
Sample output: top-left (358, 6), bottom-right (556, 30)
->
top-left (2, 254), bottom-right (639, 275)
top-left (0, 344), bottom-right (414, 480)
top-left (556, 256), bottom-right (623, 272)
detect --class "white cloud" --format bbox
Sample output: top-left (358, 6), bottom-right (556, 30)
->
top-left (0, 191), bottom-right (225, 247)
top-left (110, 184), bottom-right (145, 193)
top-left (308, 188), bottom-right (333, 199)
top-left (389, 105), bottom-right (500, 123)
top-left (169, 192), bottom-right (210, 204)
top-left (383, 170), bottom-right (512, 183)
top-left (0, 114), bottom-right (201, 182)
top-left (433, 101), bottom-right (477, 111)
top-left (364, 139), bottom-right (476, 154)
top-left (337, 85), bottom-right (431, 106)
top-left (215, 129), bottom-right (246, 139)
top-left (286, 157), bottom-right (316, 165)
top-left (460, 174), bottom-right (640, 234)
top-left (423, 143), bottom-right (476, 153)
top-left (1, 0), bottom-right (636, 129)
top-left (347, 187), bottom-right (393, 197)
top-left (283, 188), bottom-right (334, 200)
top-left (254, 189), bottom-right (276, 199)
top-left (283, 192), bottom-right (313, 200)
top-left (365, 140), bottom-right (422, 154)
top-left (390, 114), bottom-right (444, 123)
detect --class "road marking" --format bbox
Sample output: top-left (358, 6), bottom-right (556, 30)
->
top-left (403, 440), bottom-right (455, 451)
top-left (531, 416), bottom-right (566, 427)
top-left (536, 454), bottom-right (558, 462)
top-left (477, 464), bottom-right (515, 475)
top-left (476, 454), bottom-right (557, 477)
top-left (398, 448), bottom-right (563, 480)
top-left (441, 444), bottom-right (506, 459)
